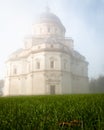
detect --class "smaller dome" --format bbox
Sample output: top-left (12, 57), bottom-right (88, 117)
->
top-left (38, 12), bottom-right (61, 23)
top-left (33, 7), bottom-right (66, 38)
top-left (36, 7), bottom-right (65, 31)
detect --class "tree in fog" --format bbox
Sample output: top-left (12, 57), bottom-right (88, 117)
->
top-left (89, 75), bottom-right (104, 93)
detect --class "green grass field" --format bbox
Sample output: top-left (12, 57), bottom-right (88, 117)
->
top-left (0, 94), bottom-right (104, 130)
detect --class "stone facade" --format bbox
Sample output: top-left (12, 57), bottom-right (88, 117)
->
top-left (3, 8), bottom-right (89, 96)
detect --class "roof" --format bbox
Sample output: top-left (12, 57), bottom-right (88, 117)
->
top-left (11, 48), bottom-right (23, 55)
top-left (6, 48), bottom-right (24, 61)
top-left (35, 7), bottom-right (65, 31)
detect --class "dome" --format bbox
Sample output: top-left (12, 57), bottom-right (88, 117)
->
top-left (36, 7), bottom-right (65, 31)
top-left (38, 12), bottom-right (60, 23)
top-left (33, 7), bottom-right (66, 37)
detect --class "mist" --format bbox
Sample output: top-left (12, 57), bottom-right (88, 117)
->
top-left (0, 0), bottom-right (104, 79)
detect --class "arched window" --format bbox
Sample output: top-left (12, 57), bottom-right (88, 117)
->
top-left (64, 60), bottom-right (67, 70)
top-left (40, 28), bottom-right (42, 33)
top-left (38, 46), bottom-right (41, 49)
top-left (55, 28), bottom-right (57, 33)
top-left (36, 62), bottom-right (40, 69)
top-left (64, 62), bottom-right (66, 69)
top-left (28, 63), bottom-right (31, 72)
top-left (50, 61), bottom-right (54, 69)
top-left (48, 27), bottom-right (50, 33)
top-left (51, 44), bottom-right (54, 48)
top-left (50, 57), bottom-right (57, 69)
top-left (13, 67), bottom-right (17, 74)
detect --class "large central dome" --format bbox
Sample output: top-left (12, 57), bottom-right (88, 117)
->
top-left (37, 11), bottom-right (64, 26)
top-left (33, 7), bottom-right (66, 37)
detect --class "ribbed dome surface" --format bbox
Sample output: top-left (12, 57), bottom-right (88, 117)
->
top-left (36, 8), bottom-right (65, 30)
top-left (37, 12), bottom-right (61, 24)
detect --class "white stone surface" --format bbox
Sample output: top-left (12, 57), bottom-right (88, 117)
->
top-left (3, 9), bottom-right (89, 96)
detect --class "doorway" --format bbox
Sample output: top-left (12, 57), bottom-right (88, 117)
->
top-left (50, 85), bottom-right (55, 94)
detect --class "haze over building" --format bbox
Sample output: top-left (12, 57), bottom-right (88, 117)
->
top-left (3, 7), bottom-right (89, 95)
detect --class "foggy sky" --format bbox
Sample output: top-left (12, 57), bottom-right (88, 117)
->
top-left (0, 0), bottom-right (104, 79)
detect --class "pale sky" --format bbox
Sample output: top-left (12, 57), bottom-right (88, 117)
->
top-left (0, 0), bottom-right (104, 79)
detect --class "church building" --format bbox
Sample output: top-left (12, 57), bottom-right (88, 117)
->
top-left (4, 8), bottom-right (89, 95)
